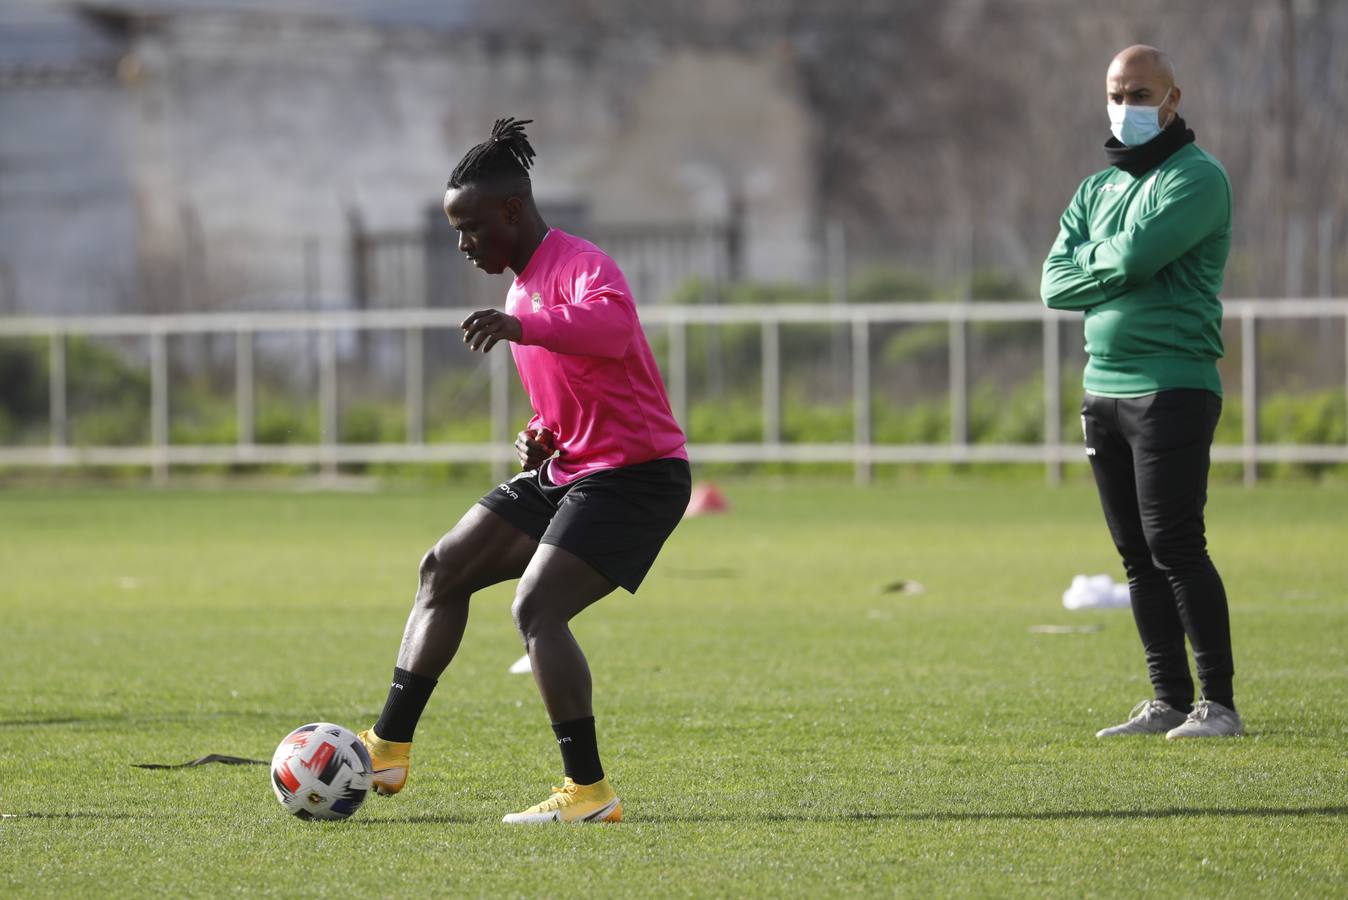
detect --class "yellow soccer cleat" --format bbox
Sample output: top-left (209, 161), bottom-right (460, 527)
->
top-left (501, 777), bottom-right (622, 824)
top-left (357, 729), bottom-right (411, 796)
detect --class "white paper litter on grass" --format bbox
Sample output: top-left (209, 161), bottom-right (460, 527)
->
top-left (508, 654), bottom-right (532, 674)
top-left (1062, 574), bottom-right (1131, 610)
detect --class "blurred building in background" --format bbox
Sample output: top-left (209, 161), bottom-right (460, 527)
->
top-left (0, 0), bottom-right (816, 315)
top-left (2, 0), bottom-right (1347, 317)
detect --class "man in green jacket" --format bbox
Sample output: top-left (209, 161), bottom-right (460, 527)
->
top-left (1042, 45), bottom-right (1241, 739)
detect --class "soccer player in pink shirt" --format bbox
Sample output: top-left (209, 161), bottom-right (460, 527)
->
top-left (358, 119), bottom-right (691, 824)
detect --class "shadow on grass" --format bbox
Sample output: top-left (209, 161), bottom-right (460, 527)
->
top-left (8, 807), bottom-right (1344, 826)
top-left (0, 711), bottom-right (373, 730)
top-left (1, 811), bottom-right (474, 824)
top-left (345, 814), bottom-right (479, 825)
top-left (640, 805), bottom-right (1348, 824)
top-left (0, 717), bottom-right (87, 728)
top-left (2, 812), bottom-right (144, 821)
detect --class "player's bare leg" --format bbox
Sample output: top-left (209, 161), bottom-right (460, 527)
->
top-left (362, 504), bottom-right (537, 795)
top-left (396, 505), bottom-right (538, 675)
top-left (512, 544), bottom-right (616, 721)
top-left (503, 544), bottom-right (623, 823)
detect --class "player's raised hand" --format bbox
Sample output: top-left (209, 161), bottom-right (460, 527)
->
top-left (514, 427), bottom-right (556, 470)
top-left (461, 309), bottom-right (522, 353)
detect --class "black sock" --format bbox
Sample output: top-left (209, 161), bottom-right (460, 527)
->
top-left (552, 716), bottom-right (603, 785)
top-left (373, 667), bottom-right (437, 743)
top-left (1159, 696), bottom-right (1193, 715)
top-left (1205, 696), bottom-right (1236, 713)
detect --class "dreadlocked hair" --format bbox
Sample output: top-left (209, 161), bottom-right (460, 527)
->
top-left (447, 117), bottom-right (537, 189)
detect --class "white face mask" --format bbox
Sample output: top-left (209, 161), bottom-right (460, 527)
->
top-left (1108, 88), bottom-right (1172, 146)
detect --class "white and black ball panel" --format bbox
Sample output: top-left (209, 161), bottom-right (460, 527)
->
top-left (270, 722), bottom-right (373, 821)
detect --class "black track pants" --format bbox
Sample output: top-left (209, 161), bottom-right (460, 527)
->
top-left (1082, 389), bottom-right (1234, 708)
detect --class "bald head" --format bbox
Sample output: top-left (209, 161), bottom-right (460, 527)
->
top-left (1107, 44), bottom-right (1181, 128)
top-left (1110, 45), bottom-right (1175, 89)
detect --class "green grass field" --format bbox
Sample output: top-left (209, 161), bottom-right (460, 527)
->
top-left (1, 480), bottom-right (1345, 897)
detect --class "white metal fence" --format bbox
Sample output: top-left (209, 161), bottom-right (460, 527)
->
top-left (2, 300), bottom-right (1346, 485)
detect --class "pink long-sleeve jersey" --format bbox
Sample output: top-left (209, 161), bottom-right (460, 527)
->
top-left (506, 229), bottom-right (688, 486)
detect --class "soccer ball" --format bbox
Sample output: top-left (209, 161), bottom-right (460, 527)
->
top-left (270, 722), bottom-right (374, 821)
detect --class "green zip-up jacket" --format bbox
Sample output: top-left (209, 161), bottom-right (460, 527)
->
top-left (1040, 142), bottom-right (1232, 397)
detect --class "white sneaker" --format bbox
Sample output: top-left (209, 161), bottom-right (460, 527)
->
top-left (1095, 699), bottom-right (1188, 737)
top-left (1165, 700), bottom-right (1244, 739)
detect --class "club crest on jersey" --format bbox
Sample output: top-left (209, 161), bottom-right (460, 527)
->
top-left (531, 292), bottom-right (543, 312)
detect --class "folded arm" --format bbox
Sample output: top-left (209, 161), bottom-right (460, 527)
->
top-left (1041, 183), bottom-right (1110, 312)
top-left (1070, 164), bottom-right (1229, 291)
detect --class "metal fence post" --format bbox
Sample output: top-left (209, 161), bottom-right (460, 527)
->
top-left (304, 237), bottom-right (321, 306)
top-left (1319, 211), bottom-right (1334, 298)
top-left (1242, 311), bottom-right (1258, 486)
top-left (949, 311), bottom-right (968, 446)
top-left (150, 329), bottom-right (169, 484)
top-left (852, 316), bottom-right (871, 484)
top-left (319, 328), bottom-right (338, 478)
top-left (668, 318), bottom-right (688, 426)
top-left (236, 329), bottom-right (254, 446)
top-left (1043, 313), bottom-right (1062, 485)
top-left (49, 331), bottom-right (67, 447)
top-left (405, 326), bottom-right (425, 444)
top-left (761, 319), bottom-right (781, 444)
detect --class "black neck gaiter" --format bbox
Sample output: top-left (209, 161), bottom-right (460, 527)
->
top-left (1104, 116), bottom-right (1196, 177)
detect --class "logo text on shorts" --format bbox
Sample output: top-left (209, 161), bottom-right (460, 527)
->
top-left (498, 483), bottom-right (519, 500)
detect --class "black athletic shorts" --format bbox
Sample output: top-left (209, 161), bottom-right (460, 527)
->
top-left (476, 457), bottom-right (692, 593)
